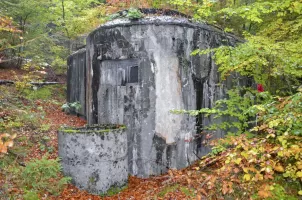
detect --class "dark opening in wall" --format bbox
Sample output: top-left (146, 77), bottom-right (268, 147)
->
top-left (129, 66), bottom-right (138, 83)
top-left (193, 75), bottom-right (204, 150)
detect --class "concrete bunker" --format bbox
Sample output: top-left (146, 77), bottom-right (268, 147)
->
top-left (58, 125), bottom-right (128, 194)
top-left (66, 9), bottom-right (244, 178)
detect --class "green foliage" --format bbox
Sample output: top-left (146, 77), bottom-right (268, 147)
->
top-left (0, 84), bottom-right (63, 133)
top-left (23, 87), bottom-right (52, 101)
top-left (0, 83), bottom-right (68, 198)
top-left (0, 0), bottom-right (106, 71)
top-left (251, 91), bottom-right (302, 137)
top-left (266, 183), bottom-right (298, 200)
top-left (211, 144), bottom-right (226, 155)
top-left (204, 88), bottom-right (259, 134)
top-left (61, 101), bottom-right (82, 113)
top-left (23, 190), bottom-right (39, 200)
top-left (21, 155), bottom-right (71, 196)
top-left (185, 0), bottom-right (302, 93)
top-left (107, 13), bottom-right (121, 21)
top-left (61, 2), bottom-right (107, 38)
top-left (173, 88), bottom-right (272, 135)
top-left (107, 8), bottom-right (144, 21)
top-left (197, 91), bottom-right (302, 198)
top-left (126, 8), bottom-right (144, 19)
top-left (171, 0), bottom-right (302, 198)
top-left (100, 185), bottom-right (127, 197)
top-left (39, 124), bottom-right (51, 132)
top-left (0, 101), bottom-right (44, 132)
top-left (0, 15), bottom-right (21, 51)
top-left (168, 0), bottom-right (196, 15)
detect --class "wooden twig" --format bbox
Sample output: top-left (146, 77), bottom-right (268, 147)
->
top-left (193, 151), bottom-right (203, 161)
top-left (0, 80), bottom-right (14, 85)
top-left (200, 156), bottom-right (224, 171)
top-left (0, 80), bottom-right (64, 86)
top-left (28, 82), bottom-right (65, 86)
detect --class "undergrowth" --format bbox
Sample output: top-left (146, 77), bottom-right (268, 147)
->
top-left (192, 89), bottom-right (302, 199)
top-left (21, 155), bottom-right (71, 197)
top-left (0, 82), bottom-right (69, 199)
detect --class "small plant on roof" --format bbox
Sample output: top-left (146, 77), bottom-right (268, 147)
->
top-left (107, 13), bottom-right (121, 21)
top-left (126, 8), bottom-right (144, 20)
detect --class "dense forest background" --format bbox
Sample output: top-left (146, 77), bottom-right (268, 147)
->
top-left (0, 0), bottom-right (301, 199)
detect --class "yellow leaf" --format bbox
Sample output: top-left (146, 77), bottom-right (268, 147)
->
top-left (296, 171), bottom-right (302, 178)
top-left (298, 190), bottom-right (302, 195)
top-left (296, 162), bottom-right (302, 170)
top-left (266, 133), bottom-right (276, 138)
top-left (268, 119), bottom-right (280, 128)
top-left (234, 158), bottom-right (242, 165)
top-left (251, 127), bottom-right (258, 131)
top-left (272, 146), bottom-right (279, 151)
top-left (278, 151), bottom-right (284, 157)
top-left (241, 151), bottom-right (248, 159)
top-left (274, 164), bottom-right (284, 172)
top-left (243, 173), bottom-right (251, 181)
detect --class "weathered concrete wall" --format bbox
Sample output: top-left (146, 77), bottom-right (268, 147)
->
top-left (84, 16), bottom-right (241, 177)
top-left (58, 125), bottom-right (128, 194)
top-left (67, 48), bottom-right (86, 117)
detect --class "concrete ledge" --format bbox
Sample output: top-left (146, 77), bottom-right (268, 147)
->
top-left (58, 125), bottom-right (128, 194)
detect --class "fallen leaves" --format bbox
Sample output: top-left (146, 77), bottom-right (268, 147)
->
top-left (258, 185), bottom-right (272, 198)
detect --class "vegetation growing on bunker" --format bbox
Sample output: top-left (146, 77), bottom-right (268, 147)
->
top-left (107, 8), bottom-right (144, 21)
top-left (59, 124), bottom-right (127, 134)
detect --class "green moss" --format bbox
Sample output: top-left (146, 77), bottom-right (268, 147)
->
top-left (157, 184), bottom-right (195, 198)
top-left (100, 184), bottom-right (127, 197)
top-left (59, 124), bottom-right (127, 134)
top-left (23, 87), bottom-right (52, 100)
top-left (158, 184), bottom-right (179, 197)
top-left (179, 187), bottom-right (195, 197)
